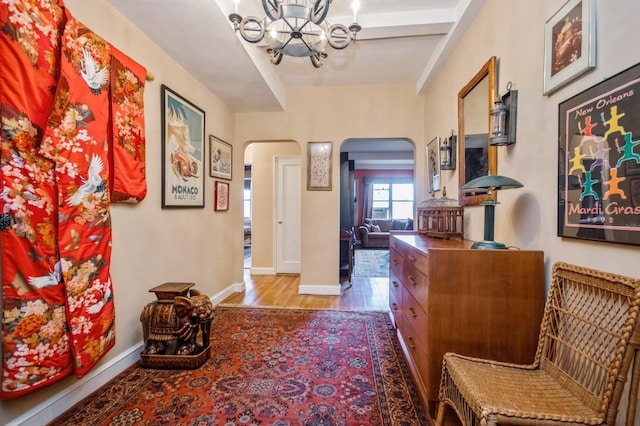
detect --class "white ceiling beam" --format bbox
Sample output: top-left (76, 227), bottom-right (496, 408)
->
top-left (415, 0), bottom-right (486, 94)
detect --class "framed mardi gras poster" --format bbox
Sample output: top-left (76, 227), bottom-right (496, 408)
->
top-left (558, 62), bottom-right (640, 245)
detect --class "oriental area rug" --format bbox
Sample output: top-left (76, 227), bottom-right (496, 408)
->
top-left (353, 249), bottom-right (390, 277)
top-left (50, 306), bottom-right (427, 425)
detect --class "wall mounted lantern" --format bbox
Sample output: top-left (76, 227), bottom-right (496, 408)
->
top-left (489, 82), bottom-right (518, 146)
top-left (440, 131), bottom-right (457, 170)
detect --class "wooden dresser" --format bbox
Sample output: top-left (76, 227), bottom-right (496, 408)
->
top-left (389, 232), bottom-right (545, 416)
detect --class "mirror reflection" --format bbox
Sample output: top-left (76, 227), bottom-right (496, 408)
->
top-left (458, 56), bottom-right (497, 206)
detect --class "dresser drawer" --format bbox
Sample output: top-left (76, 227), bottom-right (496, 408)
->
top-left (404, 248), bottom-right (429, 277)
top-left (389, 246), bottom-right (404, 277)
top-left (400, 309), bottom-right (429, 387)
top-left (402, 263), bottom-right (429, 306)
top-left (389, 270), bottom-right (403, 328)
top-left (402, 288), bottom-right (428, 344)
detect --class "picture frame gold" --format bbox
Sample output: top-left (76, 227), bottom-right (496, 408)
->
top-left (307, 141), bottom-right (332, 191)
top-left (543, 0), bottom-right (596, 96)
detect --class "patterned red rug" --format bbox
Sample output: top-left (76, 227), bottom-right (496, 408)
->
top-left (50, 306), bottom-right (428, 425)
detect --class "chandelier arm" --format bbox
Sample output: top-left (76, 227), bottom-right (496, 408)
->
top-left (327, 24), bottom-right (352, 50)
top-left (238, 17), bottom-right (266, 43)
top-left (310, 0), bottom-right (330, 24)
top-left (262, 0), bottom-right (282, 20)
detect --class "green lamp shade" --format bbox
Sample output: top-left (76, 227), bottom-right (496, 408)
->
top-left (461, 174), bottom-right (523, 192)
top-left (460, 174), bottom-right (523, 249)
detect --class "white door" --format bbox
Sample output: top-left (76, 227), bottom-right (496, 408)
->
top-left (275, 156), bottom-right (301, 273)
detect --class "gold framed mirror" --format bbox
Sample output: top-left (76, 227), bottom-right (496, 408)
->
top-left (457, 56), bottom-right (498, 206)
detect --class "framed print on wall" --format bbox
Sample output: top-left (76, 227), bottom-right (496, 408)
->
top-left (161, 85), bottom-right (205, 208)
top-left (426, 136), bottom-right (442, 194)
top-left (557, 62), bottom-right (640, 246)
top-left (214, 180), bottom-right (229, 211)
top-left (307, 141), bottom-right (332, 191)
top-left (543, 0), bottom-right (596, 95)
top-left (210, 135), bottom-right (232, 180)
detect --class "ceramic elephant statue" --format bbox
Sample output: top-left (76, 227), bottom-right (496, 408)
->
top-left (140, 289), bottom-right (214, 356)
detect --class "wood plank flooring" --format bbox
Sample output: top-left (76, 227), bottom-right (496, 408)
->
top-left (222, 271), bottom-right (390, 311)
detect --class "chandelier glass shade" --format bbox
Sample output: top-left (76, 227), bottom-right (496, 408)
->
top-left (229, 0), bottom-right (361, 68)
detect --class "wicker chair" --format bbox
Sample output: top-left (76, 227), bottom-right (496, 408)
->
top-left (435, 262), bottom-right (640, 426)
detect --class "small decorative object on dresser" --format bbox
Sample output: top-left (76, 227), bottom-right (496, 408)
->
top-left (417, 191), bottom-right (464, 240)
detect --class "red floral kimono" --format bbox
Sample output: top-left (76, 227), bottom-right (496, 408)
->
top-left (0, 0), bottom-right (74, 399)
top-left (1, 1), bottom-right (146, 399)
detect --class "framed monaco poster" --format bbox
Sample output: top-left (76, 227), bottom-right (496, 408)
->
top-left (161, 85), bottom-right (205, 208)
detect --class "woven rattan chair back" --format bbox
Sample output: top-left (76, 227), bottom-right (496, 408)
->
top-left (436, 262), bottom-right (640, 426)
top-left (534, 262), bottom-right (640, 423)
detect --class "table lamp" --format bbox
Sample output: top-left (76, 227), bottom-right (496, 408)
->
top-left (460, 174), bottom-right (523, 249)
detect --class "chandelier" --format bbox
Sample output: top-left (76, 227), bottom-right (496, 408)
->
top-left (229, 0), bottom-right (362, 68)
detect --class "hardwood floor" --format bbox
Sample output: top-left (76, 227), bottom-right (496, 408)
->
top-left (221, 270), bottom-right (390, 311)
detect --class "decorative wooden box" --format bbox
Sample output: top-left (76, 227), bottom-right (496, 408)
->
top-left (417, 197), bottom-right (464, 240)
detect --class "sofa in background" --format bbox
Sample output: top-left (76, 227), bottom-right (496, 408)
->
top-left (358, 218), bottom-right (413, 249)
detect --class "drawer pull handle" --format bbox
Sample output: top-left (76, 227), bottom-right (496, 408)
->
top-left (391, 303), bottom-right (399, 311)
top-left (408, 254), bottom-right (416, 263)
top-left (407, 337), bottom-right (417, 350)
top-left (409, 307), bottom-right (417, 318)
top-left (392, 281), bottom-right (400, 288)
top-left (409, 276), bottom-right (417, 286)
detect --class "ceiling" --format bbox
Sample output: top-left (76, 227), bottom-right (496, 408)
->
top-left (105, 0), bottom-right (486, 113)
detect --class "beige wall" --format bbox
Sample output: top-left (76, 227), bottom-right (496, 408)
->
top-left (424, 1), bottom-right (640, 420)
top-left (246, 142), bottom-right (300, 270)
top-left (425, 0), bottom-right (640, 277)
top-left (235, 85), bottom-right (425, 288)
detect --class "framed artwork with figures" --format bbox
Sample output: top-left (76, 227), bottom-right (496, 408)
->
top-left (558, 62), bottom-right (640, 245)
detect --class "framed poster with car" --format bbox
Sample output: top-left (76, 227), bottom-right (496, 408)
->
top-left (161, 85), bottom-right (205, 208)
top-left (558, 62), bottom-right (640, 245)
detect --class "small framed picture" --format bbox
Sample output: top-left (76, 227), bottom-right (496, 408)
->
top-left (214, 181), bottom-right (229, 211)
top-left (307, 141), bottom-right (332, 191)
top-left (210, 135), bottom-right (232, 180)
top-left (426, 136), bottom-right (441, 194)
top-left (543, 0), bottom-right (596, 95)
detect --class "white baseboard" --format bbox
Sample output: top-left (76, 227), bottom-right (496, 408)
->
top-left (7, 342), bottom-right (143, 426)
top-left (251, 267), bottom-right (275, 275)
top-left (298, 284), bottom-right (342, 295)
top-left (7, 282), bottom-right (244, 426)
top-left (210, 281), bottom-right (245, 304)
